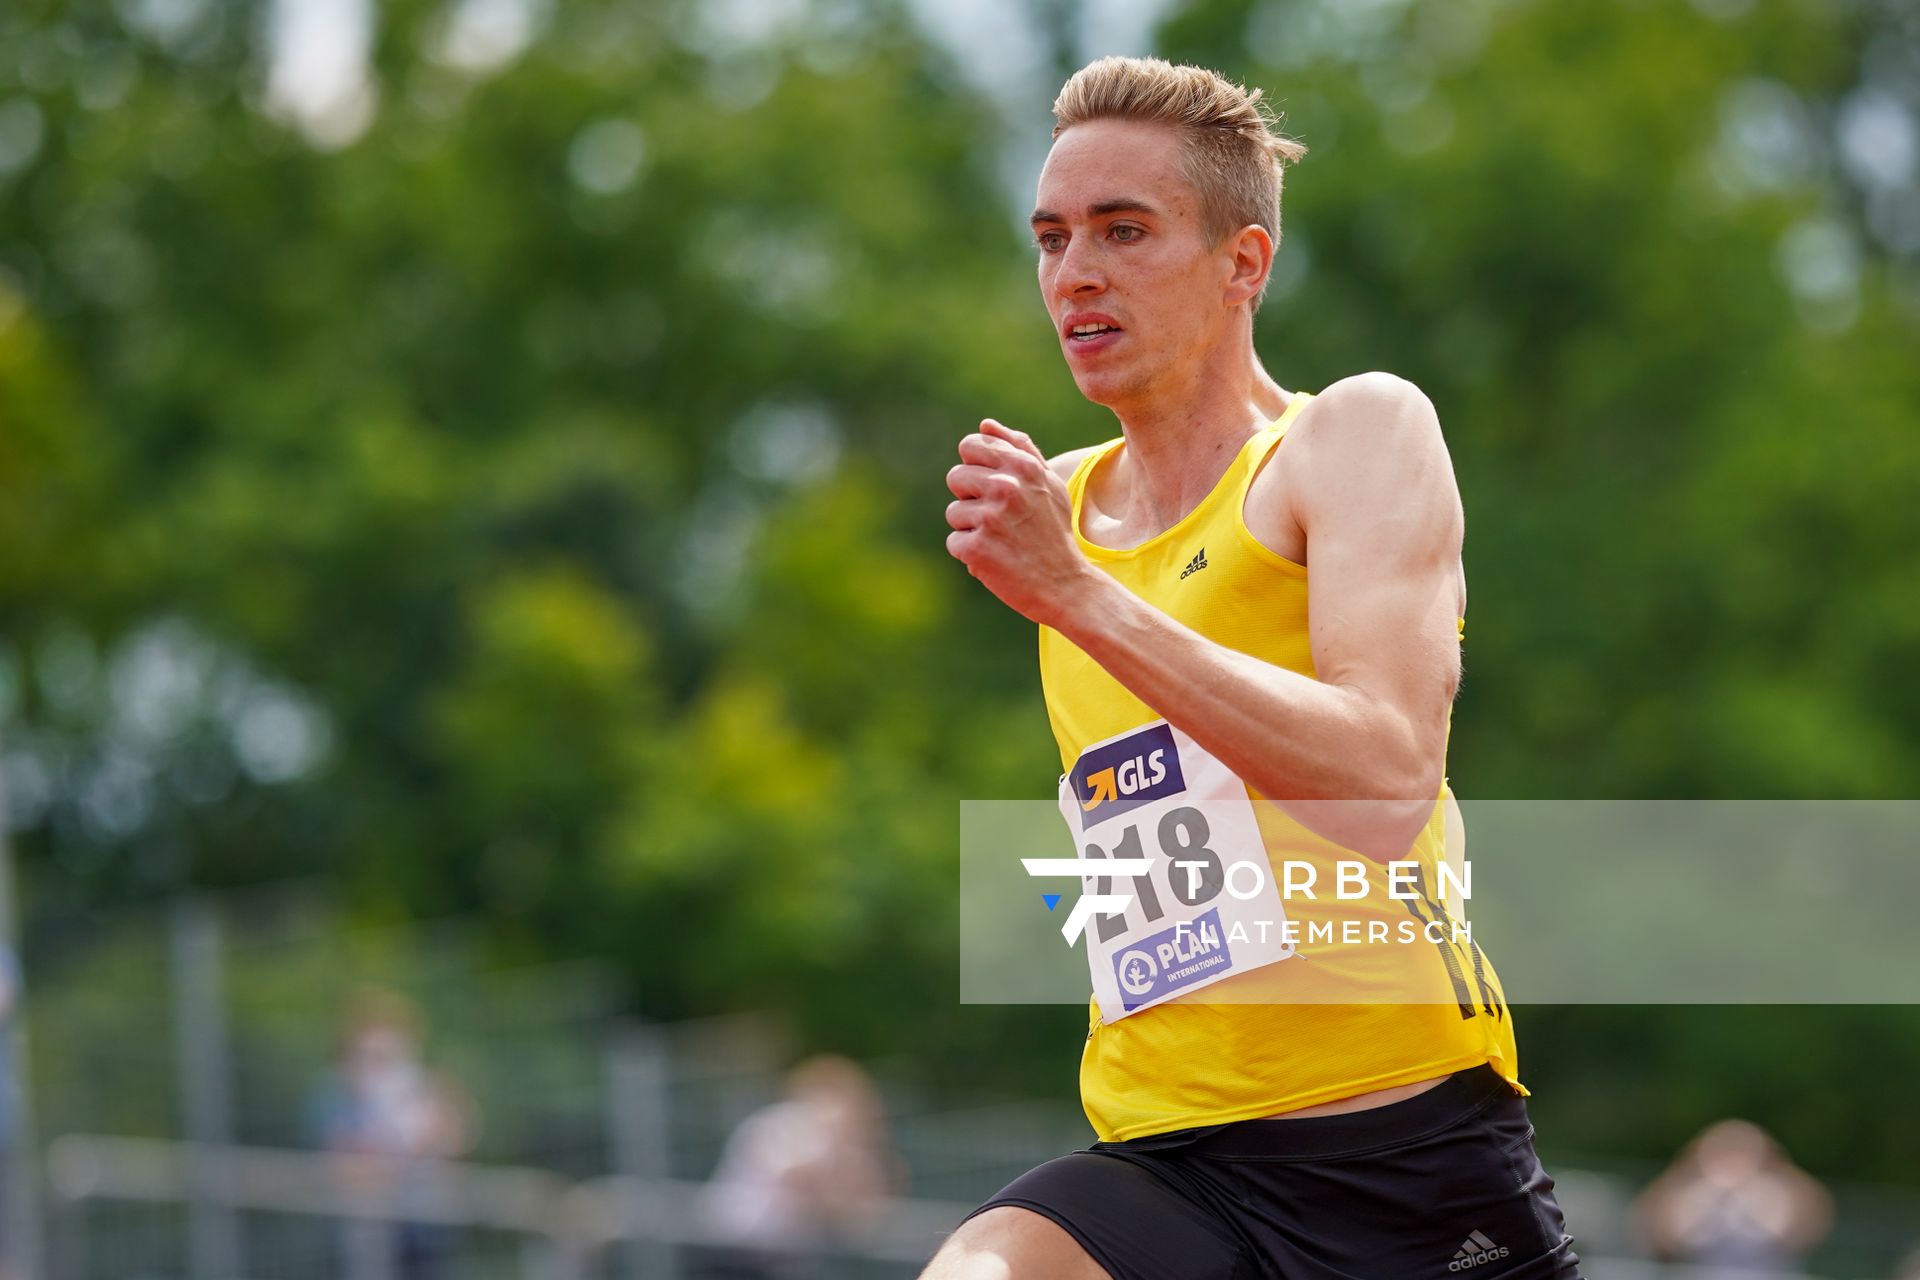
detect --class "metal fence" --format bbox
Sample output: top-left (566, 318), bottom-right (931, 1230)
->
top-left (9, 885), bottom-right (1920, 1280)
top-left (38, 1135), bottom-right (1920, 1280)
top-left (44, 1134), bottom-right (975, 1280)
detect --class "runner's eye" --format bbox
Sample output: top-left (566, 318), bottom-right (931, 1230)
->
top-left (1037, 231), bottom-right (1067, 253)
top-left (1111, 225), bottom-right (1144, 242)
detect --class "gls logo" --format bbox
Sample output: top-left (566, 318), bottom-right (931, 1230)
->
top-left (1028, 723), bottom-right (1185, 944)
top-left (1078, 751), bottom-right (1168, 811)
top-left (1069, 723), bottom-right (1185, 829)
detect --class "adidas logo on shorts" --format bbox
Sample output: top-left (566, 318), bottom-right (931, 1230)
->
top-left (1448, 1230), bottom-right (1510, 1271)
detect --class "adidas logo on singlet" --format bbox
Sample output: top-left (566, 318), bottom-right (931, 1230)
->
top-left (1178, 546), bottom-right (1208, 579)
top-left (1447, 1230), bottom-right (1510, 1271)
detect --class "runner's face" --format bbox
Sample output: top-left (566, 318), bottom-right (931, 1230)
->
top-left (1032, 120), bottom-right (1234, 408)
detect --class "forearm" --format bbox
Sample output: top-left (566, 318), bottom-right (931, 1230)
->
top-left (1052, 571), bottom-right (1442, 855)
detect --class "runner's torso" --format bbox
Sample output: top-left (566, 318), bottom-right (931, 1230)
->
top-left (1038, 390), bottom-right (1525, 1143)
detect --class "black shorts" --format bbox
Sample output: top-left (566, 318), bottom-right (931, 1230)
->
top-left (962, 1065), bottom-right (1583, 1280)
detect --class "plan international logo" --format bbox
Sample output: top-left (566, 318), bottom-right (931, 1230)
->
top-left (1114, 909), bottom-right (1230, 1011)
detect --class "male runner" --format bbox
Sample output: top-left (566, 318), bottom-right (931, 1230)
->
top-left (925, 58), bottom-right (1581, 1279)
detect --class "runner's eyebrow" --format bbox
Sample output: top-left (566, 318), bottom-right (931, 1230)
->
top-left (1029, 198), bottom-right (1162, 227)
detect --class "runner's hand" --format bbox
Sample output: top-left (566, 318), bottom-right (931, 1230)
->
top-left (945, 419), bottom-right (1091, 627)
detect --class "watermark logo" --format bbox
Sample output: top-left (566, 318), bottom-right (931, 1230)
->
top-left (1020, 853), bottom-right (1152, 943)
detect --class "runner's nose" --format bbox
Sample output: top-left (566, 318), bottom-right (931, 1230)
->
top-left (1052, 237), bottom-right (1106, 301)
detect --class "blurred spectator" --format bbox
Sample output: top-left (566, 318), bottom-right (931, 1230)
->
top-left (1895, 1242), bottom-right (1920, 1280)
top-left (1633, 1119), bottom-right (1832, 1277)
top-left (691, 1054), bottom-right (905, 1279)
top-left (308, 987), bottom-right (474, 1280)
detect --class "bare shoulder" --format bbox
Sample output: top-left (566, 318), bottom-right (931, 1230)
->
top-left (1045, 444), bottom-right (1104, 486)
top-left (1291, 371), bottom-right (1447, 460)
top-left (1250, 372), bottom-right (1461, 562)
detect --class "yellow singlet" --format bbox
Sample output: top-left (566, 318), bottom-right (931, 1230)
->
top-left (1038, 391), bottom-right (1524, 1143)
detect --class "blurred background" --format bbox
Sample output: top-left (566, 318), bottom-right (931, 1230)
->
top-left (1, 0), bottom-right (1918, 1275)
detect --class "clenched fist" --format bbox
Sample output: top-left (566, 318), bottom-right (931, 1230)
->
top-left (945, 419), bottom-right (1095, 628)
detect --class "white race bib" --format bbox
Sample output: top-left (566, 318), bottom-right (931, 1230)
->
top-left (1058, 719), bottom-right (1294, 1023)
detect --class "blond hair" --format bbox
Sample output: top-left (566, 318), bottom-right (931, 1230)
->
top-left (1051, 57), bottom-right (1306, 307)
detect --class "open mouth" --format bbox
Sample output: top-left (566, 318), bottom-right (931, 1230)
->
top-left (1067, 323), bottom-right (1122, 344)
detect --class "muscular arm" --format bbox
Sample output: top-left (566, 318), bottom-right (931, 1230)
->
top-left (1046, 374), bottom-right (1464, 858)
